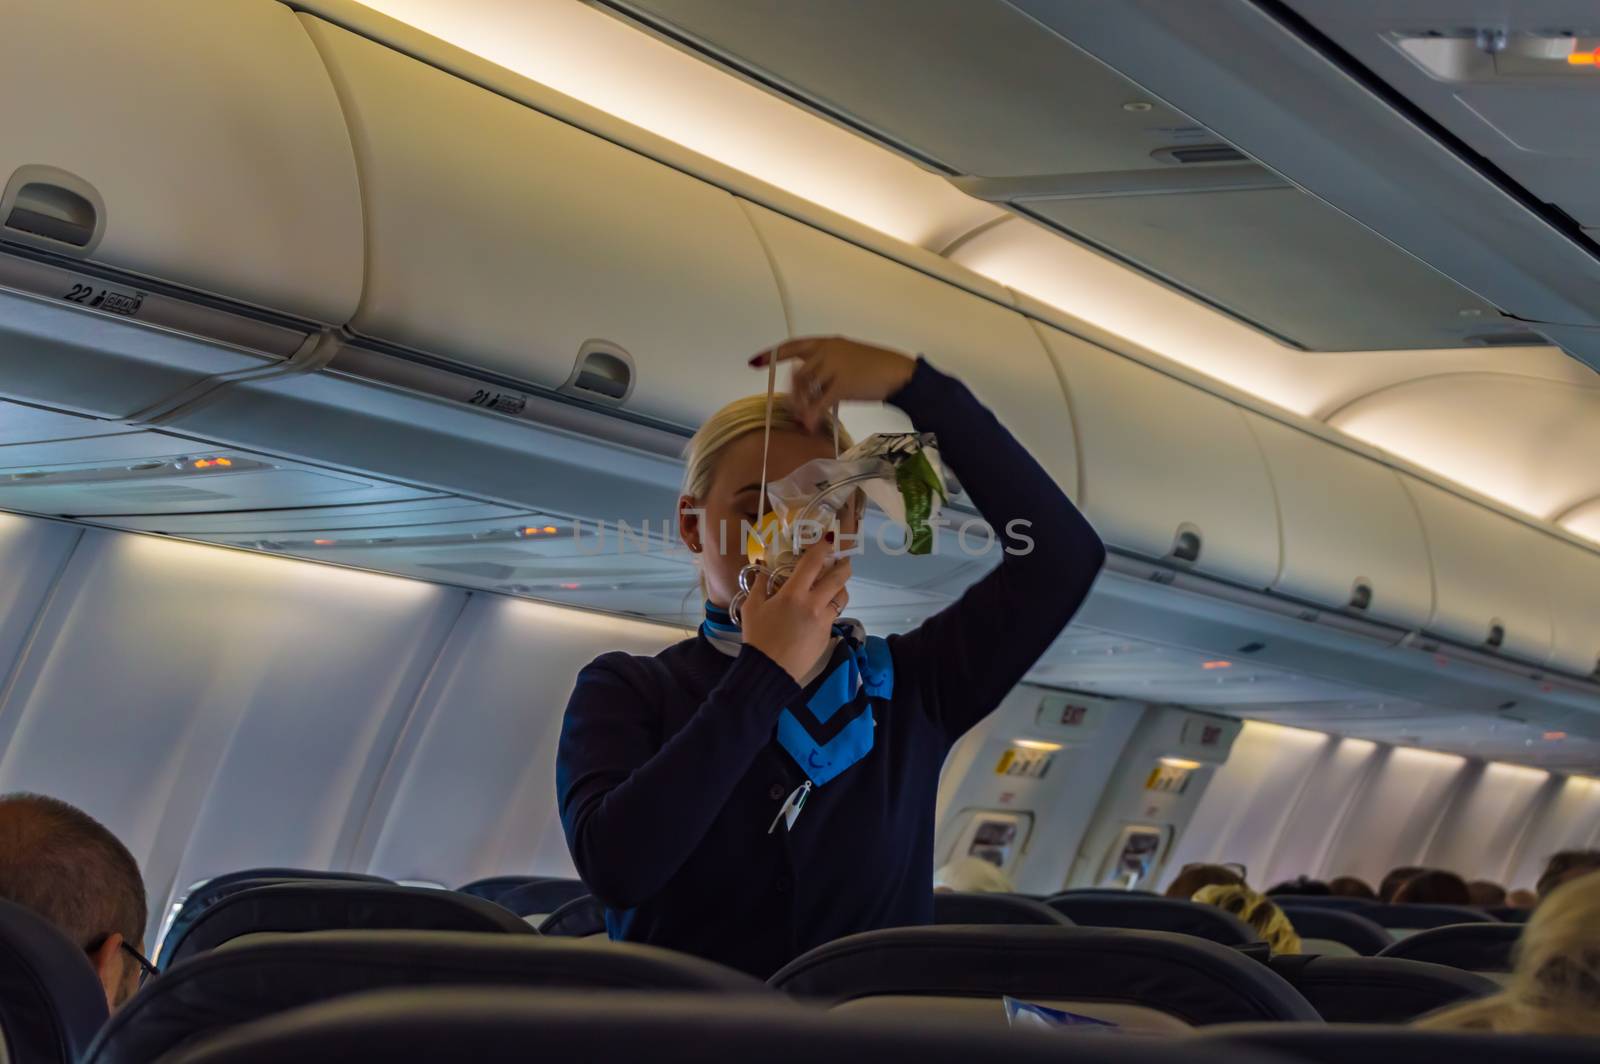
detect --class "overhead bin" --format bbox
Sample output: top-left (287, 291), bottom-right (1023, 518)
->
top-left (1540, 535), bottom-right (1600, 678)
top-left (0, 0), bottom-right (362, 323)
top-left (93, 497), bottom-right (515, 536)
top-left (301, 17), bottom-right (786, 425)
top-left (1401, 476), bottom-right (1553, 663)
top-left (1246, 414), bottom-right (1432, 629)
top-left (0, 399), bottom-right (128, 446)
top-left (740, 203), bottom-right (1077, 495)
top-left (1035, 327), bottom-right (1279, 588)
top-left (0, 432), bottom-right (430, 519)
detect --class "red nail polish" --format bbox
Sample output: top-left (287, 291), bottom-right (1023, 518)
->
top-left (825, 531), bottom-right (835, 543)
top-left (749, 353), bottom-right (768, 367)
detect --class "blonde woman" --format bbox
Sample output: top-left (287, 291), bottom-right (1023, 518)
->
top-left (556, 338), bottom-right (1104, 977)
top-left (1416, 869), bottom-right (1600, 1035)
top-left (1192, 883), bottom-right (1303, 955)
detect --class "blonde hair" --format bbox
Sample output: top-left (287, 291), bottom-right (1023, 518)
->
top-left (681, 393), bottom-right (852, 499)
top-left (934, 857), bottom-right (1015, 894)
top-left (1192, 883), bottom-right (1302, 955)
top-left (1416, 869), bottom-right (1600, 1035)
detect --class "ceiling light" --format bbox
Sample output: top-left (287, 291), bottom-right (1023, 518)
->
top-left (1159, 756), bottom-right (1202, 769)
top-left (1201, 660), bottom-right (1232, 670)
top-left (1545, 731), bottom-right (1568, 741)
top-left (1012, 739), bottom-right (1064, 752)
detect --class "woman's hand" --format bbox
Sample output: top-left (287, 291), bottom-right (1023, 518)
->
top-left (750, 336), bottom-right (916, 433)
top-left (740, 538), bottom-right (851, 683)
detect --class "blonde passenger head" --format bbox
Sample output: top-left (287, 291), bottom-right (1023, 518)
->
top-left (681, 393), bottom-right (851, 501)
top-left (1192, 883), bottom-right (1302, 955)
top-left (1417, 869), bottom-right (1600, 1035)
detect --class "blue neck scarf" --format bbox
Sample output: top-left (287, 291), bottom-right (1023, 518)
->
top-left (701, 601), bottom-right (893, 786)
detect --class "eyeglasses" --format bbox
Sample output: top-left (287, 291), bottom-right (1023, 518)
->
top-left (86, 936), bottom-right (159, 989)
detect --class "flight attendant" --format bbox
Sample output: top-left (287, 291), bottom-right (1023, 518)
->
top-left (556, 337), bottom-right (1104, 977)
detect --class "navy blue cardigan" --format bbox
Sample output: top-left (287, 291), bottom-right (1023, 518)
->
top-left (555, 357), bottom-right (1105, 977)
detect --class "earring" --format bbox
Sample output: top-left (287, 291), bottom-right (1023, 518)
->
top-left (688, 542), bottom-right (702, 554)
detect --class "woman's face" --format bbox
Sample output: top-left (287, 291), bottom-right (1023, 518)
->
top-left (679, 429), bottom-right (861, 607)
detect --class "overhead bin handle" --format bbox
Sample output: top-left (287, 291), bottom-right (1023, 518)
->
top-left (2, 165), bottom-right (104, 254)
top-left (1169, 524), bottom-right (1202, 564)
top-left (1485, 619), bottom-right (1506, 649)
top-left (560, 340), bottom-right (635, 405)
top-left (1348, 579), bottom-right (1373, 611)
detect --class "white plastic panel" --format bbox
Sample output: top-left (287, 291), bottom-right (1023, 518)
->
top-left (0, 513), bottom-right (81, 688)
top-left (1320, 745), bottom-right (1466, 885)
top-left (1248, 414), bottom-right (1432, 628)
top-left (1540, 534), bottom-right (1600, 677)
top-left (0, 400), bottom-right (126, 445)
top-left (94, 497), bottom-right (507, 535)
top-left (1036, 327), bottom-right (1280, 587)
top-left (1402, 477), bottom-right (1555, 662)
top-left (0, 432), bottom-right (431, 517)
top-left (742, 204), bottom-right (1077, 496)
top-left (0, 0), bottom-right (362, 322)
top-left (304, 17), bottom-right (785, 421)
top-left (1504, 775), bottom-right (1600, 891)
top-left (1426, 762), bottom-right (1552, 885)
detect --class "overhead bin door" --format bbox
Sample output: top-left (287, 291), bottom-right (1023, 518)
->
top-left (301, 18), bottom-right (786, 425)
top-left (742, 203), bottom-right (1078, 497)
top-left (1247, 414), bottom-right (1432, 629)
top-left (1540, 536), bottom-right (1600, 678)
top-left (0, 0), bottom-right (362, 323)
top-left (1036, 328), bottom-right (1279, 587)
top-left (1402, 477), bottom-right (1553, 663)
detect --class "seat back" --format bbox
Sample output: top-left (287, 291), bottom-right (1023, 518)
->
top-left (931, 892), bottom-right (1072, 927)
top-left (1266, 955), bottom-right (1497, 1024)
top-left (1281, 908), bottom-right (1391, 957)
top-left (85, 931), bottom-right (766, 1064)
top-left (0, 899), bottom-right (109, 1064)
top-left (164, 882), bottom-right (533, 965)
top-left (1377, 923), bottom-right (1520, 977)
top-left (491, 878), bottom-right (590, 919)
top-left (1045, 892), bottom-right (1259, 946)
top-left (1201, 1023), bottom-right (1600, 1063)
top-left (156, 989), bottom-right (1210, 1064)
top-left (157, 868), bottom-right (389, 964)
top-left (1272, 896), bottom-right (1380, 912)
top-left (538, 895), bottom-right (607, 937)
top-left (1361, 905), bottom-right (1498, 936)
top-left (455, 875), bottom-right (545, 902)
top-left (769, 925), bottom-right (1320, 1030)
top-left (1484, 906), bottom-right (1530, 924)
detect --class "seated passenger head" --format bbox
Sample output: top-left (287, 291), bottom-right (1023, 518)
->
top-left (1163, 862), bottom-right (1244, 900)
top-left (1416, 869), bottom-right (1600, 1035)
top-left (1379, 865), bottom-right (1426, 902)
top-left (1536, 850), bottom-right (1600, 900)
top-left (1508, 888), bottom-right (1539, 910)
top-left (1467, 879), bottom-right (1507, 908)
top-left (1392, 869), bottom-right (1471, 906)
top-left (0, 793), bottom-right (148, 1009)
top-left (1327, 875), bottom-right (1377, 900)
top-left (679, 390), bottom-right (855, 607)
top-left (933, 856), bottom-right (1014, 894)
top-left (1265, 875), bottom-right (1331, 897)
top-left (1191, 883), bottom-right (1301, 954)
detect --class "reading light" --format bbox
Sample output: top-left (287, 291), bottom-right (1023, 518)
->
top-left (1159, 757), bottom-right (1202, 769)
top-left (1201, 660), bottom-right (1232, 670)
top-left (1012, 739), bottom-right (1064, 752)
top-left (543, 525), bottom-right (557, 533)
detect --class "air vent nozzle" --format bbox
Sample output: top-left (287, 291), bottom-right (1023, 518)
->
top-left (1152, 144), bottom-right (1249, 165)
top-left (1348, 580), bottom-right (1373, 611)
top-left (1486, 621), bottom-right (1506, 649)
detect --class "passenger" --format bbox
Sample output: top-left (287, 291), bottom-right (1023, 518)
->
top-left (1415, 869), bottom-right (1600, 1035)
top-left (934, 856), bottom-right (1014, 894)
top-left (1163, 862), bottom-right (1243, 900)
top-left (1466, 879), bottom-right (1507, 908)
top-left (0, 793), bottom-right (150, 1009)
top-left (1266, 875), bottom-right (1331, 896)
top-left (1379, 865), bottom-right (1426, 902)
top-left (1535, 850), bottom-right (1600, 900)
top-left (1192, 883), bottom-right (1301, 954)
top-left (1507, 888), bottom-right (1539, 909)
top-left (1327, 875), bottom-right (1377, 900)
top-left (1392, 869), bottom-right (1471, 906)
top-left (555, 338), bottom-right (1105, 977)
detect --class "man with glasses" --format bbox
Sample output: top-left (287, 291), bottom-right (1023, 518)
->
top-left (0, 792), bottom-right (151, 1008)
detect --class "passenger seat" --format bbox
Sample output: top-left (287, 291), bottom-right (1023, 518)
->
top-left (1281, 907), bottom-right (1392, 956)
top-left (491, 878), bottom-right (590, 923)
top-left (1378, 923), bottom-right (1520, 981)
top-left (931, 892), bottom-right (1072, 926)
top-left (537, 894), bottom-right (607, 937)
top-left (1044, 892), bottom-right (1259, 946)
top-left (0, 899), bottom-right (109, 1064)
top-left (1359, 904), bottom-right (1495, 938)
top-left (1266, 954), bottom-right (1496, 1023)
top-left (156, 868), bottom-right (390, 964)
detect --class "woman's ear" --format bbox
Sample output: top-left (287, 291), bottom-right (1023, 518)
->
top-left (677, 494), bottom-right (704, 554)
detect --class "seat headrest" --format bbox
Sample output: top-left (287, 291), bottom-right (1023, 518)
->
top-left (157, 869), bottom-right (390, 964)
top-left (1044, 893), bottom-right (1258, 945)
top-left (157, 988), bottom-right (1241, 1064)
top-left (538, 895), bottom-right (606, 937)
top-left (1484, 906), bottom-right (1530, 924)
top-left (1266, 955), bottom-right (1496, 1024)
top-left (931, 892), bottom-right (1072, 927)
top-left (1279, 908), bottom-right (1391, 956)
top-left (164, 882), bottom-right (533, 966)
top-left (0, 899), bottom-right (109, 1064)
top-left (455, 875), bottom-right (546, 902)
top-left (769, 925), bottom-right (1321, 1024)
top-left (86, 930), bottom-right (767, 1064)
top-left (1377, 922), bottom-right (1520, 972)
top-left (491, 878), bottom-right (589, 918)
top-left (1201, 1022), bottom-right (1600, 1063)
top-left (1271, 896), bottom-right (1378, 911)
top-left (1361, 904), bottom-right (1495, 930)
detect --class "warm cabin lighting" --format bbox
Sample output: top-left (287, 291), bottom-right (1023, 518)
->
top-left (543, 525), bottom-right (557, 533)
top-left (1012, 739), bottom-right (1064, 752)
top-left (559, 581), bottom-right (581, 589)
top-left (1567, 48), bottom-right (1598, 65)
top-left (191, 457), bottom-right (233, 469)
top-left (312, 539), bottom-right (337, 546)
top-left (1544, 731), bottom-right (1568, 741)
top-left (1201, 660), bottom-right (1232, 670)
top-left (1159, 756), bottom-right (1202, 769)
